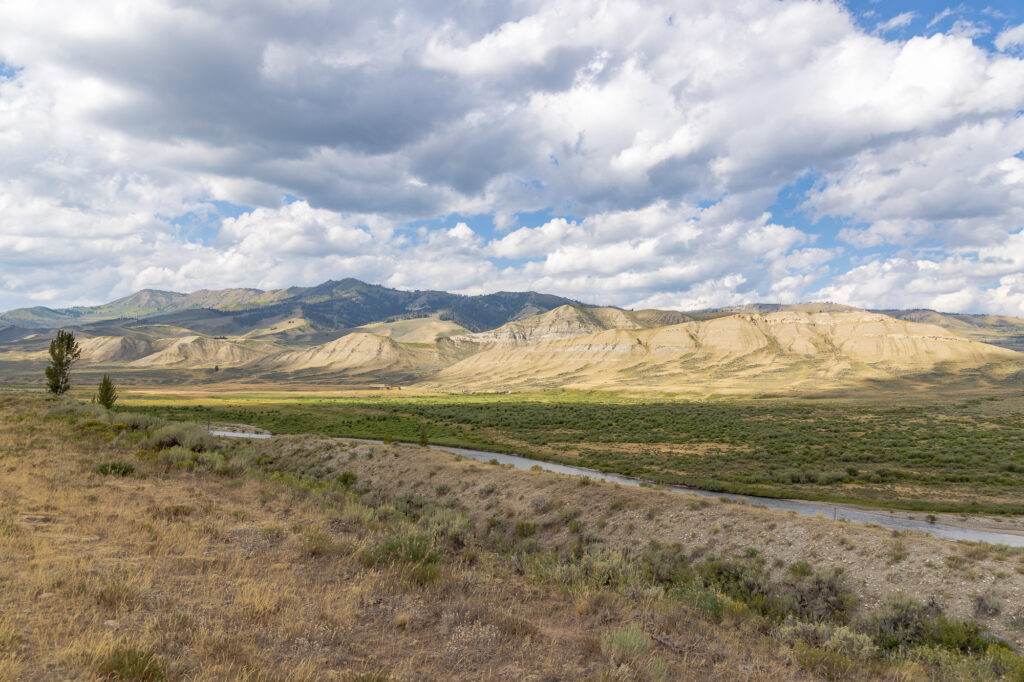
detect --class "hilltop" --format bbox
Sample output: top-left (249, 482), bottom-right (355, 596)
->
top-left (0, 285), bottom-right (1022, 393)
top-left (0, 279), bottom-right (579, 337)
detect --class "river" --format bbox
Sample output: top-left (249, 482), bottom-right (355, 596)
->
top-left (210, 430), bottom-right (1024, 547)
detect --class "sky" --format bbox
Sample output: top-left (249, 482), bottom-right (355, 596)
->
top-left (1, 1), bottom-right (1024, 315)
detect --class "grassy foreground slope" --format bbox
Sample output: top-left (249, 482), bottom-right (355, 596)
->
top-left (120, 390), bottom-right (1024, 514)
top-left (0, 393), bottom-right (812, 681)
top-left (6, 394), bottom-right (1024, 680)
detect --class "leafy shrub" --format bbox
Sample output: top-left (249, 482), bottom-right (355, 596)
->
top-left (94, 460), bottom-right (134, 477)
top-left (823, 625), bottom-right (877, 660)
top-left (789, 560), bottom-right (812, 578)
top-left (886, 537), bottom-right (909, 564)
top-left (859, 592), bottom-right (936, 652)
top-left (158, 445), bottom-right (197, 468)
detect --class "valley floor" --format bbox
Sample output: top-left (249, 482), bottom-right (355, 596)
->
top-left (118, 388), bottom-right (1024, 515)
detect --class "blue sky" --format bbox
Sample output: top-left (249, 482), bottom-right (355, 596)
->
top-left (1, 0), bottom-right (1023, 315)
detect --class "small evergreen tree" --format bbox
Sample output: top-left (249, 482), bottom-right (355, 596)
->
top-left (45, 330), bottom-right (82, 395)
top-left (418, 423), bottom-right (428, 447)
top-left (96, 374), bottom-right (117, 409)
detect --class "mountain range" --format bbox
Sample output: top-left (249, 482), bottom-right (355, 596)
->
top-left (1, 279), bottom-right (1022, 392)
top-left (0, 279), bottom-right (576, 337)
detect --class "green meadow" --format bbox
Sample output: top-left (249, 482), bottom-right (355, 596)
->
top-left (118, 389), bottom-right (1024, 514)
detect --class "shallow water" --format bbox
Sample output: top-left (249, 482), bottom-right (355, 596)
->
top-left (211, 430), bottom-right (1024, 547)
top-left (210, 429), bottom-right (270, 439)
top-left (432, 446), bottom-right (1024, 547)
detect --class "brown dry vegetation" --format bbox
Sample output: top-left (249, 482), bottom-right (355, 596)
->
top-left (3, 392), bottom-right (1024, 680)
top-left (0, 393), bottom-right (813, 681)
top-left (259, 435), bottom-right (1024, 648)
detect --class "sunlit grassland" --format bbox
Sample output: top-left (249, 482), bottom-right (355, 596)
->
top-left (116, 388), bottom-right (1024, 515)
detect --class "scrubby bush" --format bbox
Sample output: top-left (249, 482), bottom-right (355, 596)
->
top-left (362, 529), bottom-right (442, 584)
top-left (697, 554), bottom-right (855, 624)
top-left (600, 622), bottom-right (650, 664)
top-left (698, 556), bottom-right (778, 618)
top-left (859, 592), bottom-right (1002, 655)
top-left (640, 541), bottom-right (692, 586)
top-left (160, 445), bottom-right (197, 468)
top-left (777, 620), bottom-right (876, 661)
top-left (49, 399), bottom-right (102, 419)
top-left (781, 565), bottom-right (857, 624)
top-left (146, 423), bottom-right (217, 452)
top-left (113, 412), bottom-right (167, 431)
top-left (973, 589), bottom-right (1001, 617)
top-left (422, 507), bottom-right (472, 549)
top-left (363, 530), bottom-right (440, 567)
top-left (516, 521), bottom-right (537, 538)
top-left (93, 460), bottom-right (134, 477)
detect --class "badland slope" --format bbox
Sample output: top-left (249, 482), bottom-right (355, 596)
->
top-left (1, 285), bottom-right (1022, 391)
top-left (428, 310), bottom-right (1021, 391)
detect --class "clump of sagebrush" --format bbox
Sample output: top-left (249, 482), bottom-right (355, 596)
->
top-left (361, 528), bottom-right (442, 585)
top-left (145, 423), bottom-right (217, 453)
top-left (697, 552), bottom-right (857, 624)
top-left (49, 400), bottom-right (168, 435)
top-left (114, 411), bottom-right (167, 431)
top-left (93, 460), bottom-right (135, 477)
top-left (857, 592), bottom-right (1006, 656)
top-left (601, 622), bottom-right (650, 665)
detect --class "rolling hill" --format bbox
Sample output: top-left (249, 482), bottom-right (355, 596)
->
top-left (426, 310), bottom-right (1022, 392)
top-left (1, 284), bottom-right (1021, 392)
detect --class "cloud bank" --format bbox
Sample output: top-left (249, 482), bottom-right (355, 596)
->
top-left (1, 0), bottom-right (1023, 314)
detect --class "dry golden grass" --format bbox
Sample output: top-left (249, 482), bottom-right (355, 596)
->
top-left (0, 394), bottom-right (824, 681)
